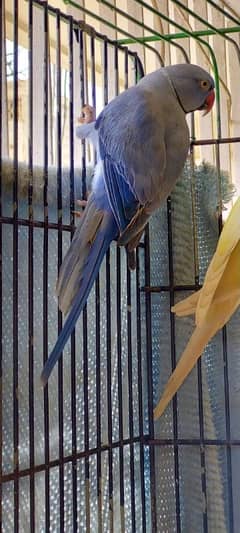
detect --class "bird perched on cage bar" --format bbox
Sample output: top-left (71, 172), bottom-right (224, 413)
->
top-left (154, 196), bottom-right (240, 420)
top-left (41, 63), bottom-right (215, 385)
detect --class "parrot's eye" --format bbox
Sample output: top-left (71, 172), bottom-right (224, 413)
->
top-left (200, 80), bottom-right (209, 90)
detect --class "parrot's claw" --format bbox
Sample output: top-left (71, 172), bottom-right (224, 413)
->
top-left (76, 199), bottom-right (88, 207)
top-left (72, 198), bottom-right (89, 218)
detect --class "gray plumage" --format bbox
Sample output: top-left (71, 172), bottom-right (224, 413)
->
top-left (59, 64), bottom-right (214, 312)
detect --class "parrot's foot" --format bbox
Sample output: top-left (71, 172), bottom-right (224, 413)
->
top-left (118, 206), bottom-right (149, 247)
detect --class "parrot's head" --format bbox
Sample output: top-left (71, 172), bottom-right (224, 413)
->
top-left (165, 63), bottom-right (215, 115)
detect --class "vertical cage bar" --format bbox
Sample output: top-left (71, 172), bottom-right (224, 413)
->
top-left (103, 37), bottom-right (114, 533)
top-left (0, 0), bottom-right (3, 526)
top-left (43, 3), bottom-right (50, 530)
top-left (214, 78), bottom-right (234, 527)
top-left (13, 0), bottom-right (19, 530)
top-left (90, 33), bottom-right (103, 533)
top-left (79, 30), bottom-right (87, 202)
top-left (192, 112), bottom-right (208, 533)
top-left (216, 147), bottom-right (234, 531)
top-left (126, 265), bottom-right (136, 531)
top-left (69, 19), bottom-right (75, 231)
top-left (106, 239), bottom-right (114, 532)
top-left (215, 80), bottom-right (234, 530)
top-left (79, 28), bottom-right (91, 532)
top-left (197, 357), bottom-right (209, 533)
top-left (124, 50), bottom-right (136, 533)
top-left (114, 44), bottom-right (125, 533)
top-left (90, 35), bottom-right (96, 112)
top-left (116, 243), bottom-right (125, 532)
top-left (28, 1), bottom-right (35, 531)
top-left (133, 54), bottom-right (145, 532)
top-left (189, 147), bottom-right (200, 286)
top-left (190, 116), bottom-right (209, 532)
top-left (95, 243), bottom-right (102, 533)
top-left (56, 10), bottom-right (64, 531)
top-left (144, 223), bottom-right (157, 533)
top-left (166, 196), bottom-right (181, 533)
top-left (137, 47), bottom-right (156, 531)
top-left (222, 325), bottom-right (234, 532)
top-left (136, 246), bottom-right (146, 533)
top-left (83, 284), bottom-right (90, 533)
top-left (69, 17), bottom-right (78, 533)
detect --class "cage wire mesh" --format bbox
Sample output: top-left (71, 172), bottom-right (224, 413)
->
top-left (1, 0), bottom-right (240, 531)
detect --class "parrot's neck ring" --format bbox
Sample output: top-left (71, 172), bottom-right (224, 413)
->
top-left (162, 68), bottom-right (187, 114)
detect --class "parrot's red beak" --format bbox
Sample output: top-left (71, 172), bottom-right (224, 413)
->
top-left (201, 89), bottom-right (215, 116)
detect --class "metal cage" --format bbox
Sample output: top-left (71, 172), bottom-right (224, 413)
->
top-left (1, 0), bottom-right (240, 531)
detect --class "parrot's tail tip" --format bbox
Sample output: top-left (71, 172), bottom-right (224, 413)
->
top-left (153, 404), bottom-right (164, 421)
top-left (40, 370), bottom-right (48, 387)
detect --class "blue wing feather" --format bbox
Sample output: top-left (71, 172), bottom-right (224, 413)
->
top-left (100, 142), bottom-right (139, 233)
top-left (41, 210), bottom-right (118, 384)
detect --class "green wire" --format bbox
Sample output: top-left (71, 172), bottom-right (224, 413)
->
top-left (117, 25), bottom-right (240, 44)
top-left (171, 0), bottom-right (240, 64)
top-left (206, 0), bottom-right (240, 26)
top-left (62, 0), bottom-right (240, 138)
top-left (88, 0), bottom-right (191, 63)
top-left (111, 0), bottom-right (223, 136)
top-left (63, 0), bottom-right (164, 67)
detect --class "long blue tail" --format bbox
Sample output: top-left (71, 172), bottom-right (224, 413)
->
top-left (41, 212), bottom-right (117, 385)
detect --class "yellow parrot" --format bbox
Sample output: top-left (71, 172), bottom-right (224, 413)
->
top-left (154, 196), bottom-right (240, 421)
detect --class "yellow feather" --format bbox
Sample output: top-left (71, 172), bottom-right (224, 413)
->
top-left (154, 198), bottom-right (240, 420)
top-left (154, 324), bottom-right (215, 420)
top-left (196, 197), bottom-right (240, 326)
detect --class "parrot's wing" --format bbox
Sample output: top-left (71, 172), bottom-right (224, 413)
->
top-left (102, 154), bottom-right (139, 233)
top-left (196, 196), bottom-right (240, 326)
top-left (154, 238), bottom-right (240, 420)
top-left (42, 193), bottom-right (118, 385)
top-left (96, 86), bottom-right (167, 239)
